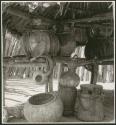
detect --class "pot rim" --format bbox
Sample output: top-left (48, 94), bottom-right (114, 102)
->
top-left (27, 93), bottom-right (57, 107)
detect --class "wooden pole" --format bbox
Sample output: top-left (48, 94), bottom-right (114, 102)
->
top-left (48, 74), bottom-right (53, 92)
top-left (61, 12), bottom-right (113, 24)
top-left (56, 63), bottom-right (63, 90)
top-left (90, 64), bottom-right (98, 84)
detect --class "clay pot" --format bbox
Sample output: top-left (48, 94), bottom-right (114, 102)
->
top-left (23, 92), bottom-right (63, 122)
top-left (58, 85), bottom-right (77, 116)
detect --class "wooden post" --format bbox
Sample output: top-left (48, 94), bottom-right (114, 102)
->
top-left (56, 63), bottom-right (63, 90)
top-left (3, 66), bottom-right (7, 106)
top-left (90, 64), bottom-right (98, 84)
top-left (45, 81), bottom-right (49, 93)
top-left (48, 73), bottom-right (53, 92)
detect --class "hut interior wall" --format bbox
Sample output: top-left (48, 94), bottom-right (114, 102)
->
top-left (4, 32), bottom-right (114, 83)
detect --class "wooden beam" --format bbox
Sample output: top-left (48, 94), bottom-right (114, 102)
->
top-left (74, 23), bottom-right (113, 29)
top-left (53, 57), bottom-right (114, 66)
top-left (6, 6), bottom-right (31, 20)
top-left (61, 12), bottom-right (113, 24)
top-left (3, 57), bottom-right (114, 68)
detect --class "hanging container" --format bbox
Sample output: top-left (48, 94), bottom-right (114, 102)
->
top-left (23, 92), bottom-right (63, 122)
top-left (32, 71), bottom-right (48, 85)
top-left (74, 28), bottom-right (88, 45)
top-left (58, 33), bottom-right (76, 56)
top-left (22, 30), bottom-right (60, 57)
top-left (32, 55), bottom-right (53, 85)
top-left (75, 84), bottom-right (104, 121)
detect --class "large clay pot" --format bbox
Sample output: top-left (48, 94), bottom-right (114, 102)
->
top-left (75, 84), bottom-right (104, 121)
top-left (58, 85), bottom-right (77, 116)
top-left (22, 30), bottom-right (60, 57)
top-left (23, 92), bottom-right (63, 122)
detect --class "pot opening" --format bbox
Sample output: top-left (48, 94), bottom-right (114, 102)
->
top-left (29, 93), bottom-right (54, 105)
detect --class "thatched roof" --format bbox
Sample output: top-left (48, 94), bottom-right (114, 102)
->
top-left (2, 2), bottom-right (113, 36)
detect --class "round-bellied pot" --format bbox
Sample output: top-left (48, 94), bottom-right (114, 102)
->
top-left (23, 92), bottom-right (63, 122)
top-left (59, 70), bottom-right (80, 87)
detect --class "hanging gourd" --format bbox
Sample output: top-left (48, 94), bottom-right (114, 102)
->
top-left (32, 55), bottom-right (53, 85)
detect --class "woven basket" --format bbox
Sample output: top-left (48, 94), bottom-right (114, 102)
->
top-left (75, 84), bottom-right (104, 121)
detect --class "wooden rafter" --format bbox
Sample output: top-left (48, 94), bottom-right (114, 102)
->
top-left (61, 12), bottom-right (113, 24)
top-left (6, 6), bottom-right (55, 25)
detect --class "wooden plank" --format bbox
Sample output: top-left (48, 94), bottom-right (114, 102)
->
top-left (53, 57), bottom-right (114, 66)
top-left (3, 57), bottom-right (114, 69)
top-left (61, 12), bottom-right (113, 24)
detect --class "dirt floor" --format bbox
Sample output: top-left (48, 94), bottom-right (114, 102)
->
top-left (3, 79), bottom-right (115, 123)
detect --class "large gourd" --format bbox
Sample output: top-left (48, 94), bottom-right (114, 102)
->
top-left (22, 30), bottom-right (60, 57)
